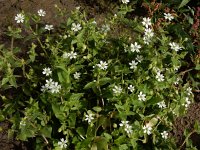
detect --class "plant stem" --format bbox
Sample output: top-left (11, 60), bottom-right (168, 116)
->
top-left (11, 37), bottom-right (14, 51)
top-left (179, 130), bottom-right (195, 149)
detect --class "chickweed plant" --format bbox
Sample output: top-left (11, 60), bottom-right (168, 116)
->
top-left (0, 1), bottom-right (197, 150)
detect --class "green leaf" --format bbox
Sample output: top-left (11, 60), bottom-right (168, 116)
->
top-left (52, 103), bottom-right (66, 122)
top-left (68, 113), bottom-right (76, 127)
top-left (40, 126), bottom-right (52, 138)
top-left (94, 136), bottom-right (108, 150)
top-left (84, 81), bottom-right (96, 89)
top-left (76, 127), bottom-right (86, 137)
top-left (1, 78), bottom-right (9, 85)
top-left (93, 106), bottom-right (102, 112)
top-left (91, 144), bottom-right (98, 150)
top-left (28, 43), bottom-right (37, 62)
top-left (179, 0), bottom-right (191, 9)
top-left (69, 93), bottom-right (84, 101)
top-left (195, 64), bottom-right (200, 70)
top-left (119, 144), bottom-right (128, 150)
top-left (114, 135), bottom-right (126, 145)
top-left (9, 76), bottom-right (17, 88)
top-left (99, 77), bottom-right (112, 86)
top-left (103, 133), bottom-right (112, 141)
top-left (146, 96), bottom-right (161, 106)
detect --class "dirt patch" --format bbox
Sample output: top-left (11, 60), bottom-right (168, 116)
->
top-left (0, 0), bottom-right (78, 41)
top-left (173, 99), bottom-right (200, 149)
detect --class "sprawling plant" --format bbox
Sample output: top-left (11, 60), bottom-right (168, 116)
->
top-left (0, 1), bottom-right (198, 150)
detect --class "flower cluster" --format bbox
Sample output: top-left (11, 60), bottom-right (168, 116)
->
top-left (142, 17), bottom-right (154, 45)
top-left (143, 124), bottom-right (152, 135)
top-left (182, 97), bottom-right (191, 108)
top-left (41, 79), bottom-right (61, 93)
top-left (62, 51), bottom-right (77, 59)
top-left (113, 85), bottom-right (123, 95)
top-left (119, 121), bottom-right (132, 134)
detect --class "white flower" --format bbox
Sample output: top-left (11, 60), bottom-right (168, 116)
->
top-left (113, 86), bottom-right (122, 95)
top-left (119, 121), bottom-right (129, 127)
top-left (124, 124), bottom-right (133, 134)
top-left (128, 85), bottom-right (135, 93)
top-left (144, 28), bottom-right (154, 38)
top-left (97, 61), bottom-right (108, 70)
top-left (156, 72), bottom-right (164, 82)
top-left (69, 51), bottom-right (77, 59)
top-left (62, 52), bottom-right (70, 58)
top-left (58, 138), bottom-right (68, 149)
top-left (186, 87), bottom-right (192, 96)
top-left (164, 13), bottom-right (174, 21)
top-left (174, 66), bottom-right (180, 71)
top-left (129, 60), bottom-right (138, 69)
top-left (50, 82), bottom-right (61, 93)
top-left (45, 24), bottom-right (54, 31)
top-left (62, 52), bottom-right (77, 59)
top-left (41, 85), bottom-right (48, 92)
top-left (45, 79), bottom-right (54, 89)
top-left (92, 20), bottom-right (97, 24)
top-left (85, 113), bottom-right (94, 123)
top-left (157, 101), bottom-right (166, 109)
top-left (130, 42), bottom-right (141, 53)
top-left (19, 119), bottom-right (26, 127)
top-left (182, 97), bottom-right (191, 108)
top-left (138, 92), bottom-right (146, 101)
top-left (38, 9), bottom-right (46, 17)
top-left (122, 0), bottom-right (129, 4)
top-left (71, 23), bottom-right (82, 32)
top-left (143, 36), bottom-right (151, 45)
top-left (169, 42), bottom-right (182, 52)
top-left (143, 125), bottom-right (152, 135)
top-left (174, 78), bottom-right (180, 85)
top-left (161, 131), bottom-right (169, 139)
top-left (101, 24), bottom-right (110, 32)
top-left (15, 13), bottom-right (25, 23)
top-left (136, 55), bottom-right (143, 63)
top-left (142, 17), bottom-right (151, 28)
top-left (119, 121), bottom-right (132, 134)
top-left (44, 79), bottom-right (61, 94)
top-left (74, 72), bottom-right (81, 80)
top-left (42, 67), bottom-right (52, 76)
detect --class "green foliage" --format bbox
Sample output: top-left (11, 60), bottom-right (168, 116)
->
top-left (0, 0), bottom-right (199, 149)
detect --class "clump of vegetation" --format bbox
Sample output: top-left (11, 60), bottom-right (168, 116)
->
top-left (0, 0), bottom-right (199, 149)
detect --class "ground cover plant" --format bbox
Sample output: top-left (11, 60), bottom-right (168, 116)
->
top-left (0, 0), bottom-right (199, 149)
